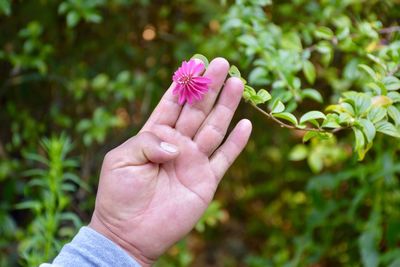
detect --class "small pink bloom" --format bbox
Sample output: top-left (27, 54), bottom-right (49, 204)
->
top-left (172, 59), bottom-right (211, 105)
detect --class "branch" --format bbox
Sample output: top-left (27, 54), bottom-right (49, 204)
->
top-left (250, 104), bottom-right (347, 133)
top-left (379, 26), bottom-right (400, 34)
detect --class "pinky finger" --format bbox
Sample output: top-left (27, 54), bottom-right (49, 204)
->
top-left (210, 119), bottom-right (252, 181)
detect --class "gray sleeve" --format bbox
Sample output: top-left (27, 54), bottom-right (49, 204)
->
top-left (39, 226), bottom-right (141, 267)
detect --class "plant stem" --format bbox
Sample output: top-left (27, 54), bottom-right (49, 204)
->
top-left (379, 26), bottom-right (400, 34)
top-left (250, 103), bottom-right (346, 133)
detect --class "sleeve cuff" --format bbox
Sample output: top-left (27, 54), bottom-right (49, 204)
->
top-left (51, 226), bottom-right (141, 267)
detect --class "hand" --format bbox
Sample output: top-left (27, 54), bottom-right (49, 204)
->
top-left (89, 58), bottom-right (252, 266)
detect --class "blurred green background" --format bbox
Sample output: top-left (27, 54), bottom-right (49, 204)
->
top-left (1, 0), bottom-right (400, 266)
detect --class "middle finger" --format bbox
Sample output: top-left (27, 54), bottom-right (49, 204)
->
top-left (174, 57), bottom-right (229, 138)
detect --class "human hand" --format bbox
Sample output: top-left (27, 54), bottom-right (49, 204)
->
top-left (89, 58), bottom-right (252, 266)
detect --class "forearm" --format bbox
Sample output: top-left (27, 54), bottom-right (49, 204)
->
top-left (40, 227), bottom-right (141, 267)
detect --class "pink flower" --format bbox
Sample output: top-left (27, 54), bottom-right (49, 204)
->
top-left (172, 59), bottom-right (211, 105)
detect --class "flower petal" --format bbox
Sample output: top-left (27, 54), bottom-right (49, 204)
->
top-left (192, 61), bottom-right (205, 75)
top-left (171, 59), bottom-right (212, 105)
top-left (192, 76), bottom-right (211, 85)
top-left (178, 91), bottom-right (186, 104)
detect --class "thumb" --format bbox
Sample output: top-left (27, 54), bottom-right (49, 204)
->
top-left (118, 131), bottom-right (179, 165)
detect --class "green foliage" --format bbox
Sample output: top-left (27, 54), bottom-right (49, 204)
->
top-left (0, 1), bottom-right (225, 266)
top-left (1, 0), bottom-right (400, 266)
top-left (218, 0), bottom-right (400, 266)
top-left (17, 134), bottom-right (83, 266)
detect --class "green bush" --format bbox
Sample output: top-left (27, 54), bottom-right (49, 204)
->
top-left (1, 0), bottom-right (399, 266)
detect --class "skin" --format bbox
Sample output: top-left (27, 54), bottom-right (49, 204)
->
top-left (89, 57), bottom-right (253, 266)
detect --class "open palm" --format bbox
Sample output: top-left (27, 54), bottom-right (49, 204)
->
top-left (89, 58), bottom-right (252, 266)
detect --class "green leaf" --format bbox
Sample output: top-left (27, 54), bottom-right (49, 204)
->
top-left (344, 92), bottom-right (372, 115)
top-left (58, 2), bottom-right (68, 14)
top-left (367, 106), bottom-right (386, 123)
top-left (0, 0), bottom-right (11, 15)
top-left (87, 13), bottom-right (102, 24)
top-left (316, 41), bottom-right (332, 54)
top-left (357, 119), bottom-right (376, 143)
top-left (281, 32), bottom-right (302, 52)
top-left (67, 11), bottom-right (80, 28)
top-left (254, 0), bottom-right (272, 6)
top-left (314, 26), bottom-right (334, 40)
top-left (359, 232), bottom-right (379, 267)
top-left (322, 114), bottom-right (341, 128)
top-left (289, 144), bottom-right (308, 161)
top-left (301, 88), bottom-right (323, 103)
top-left (228, 65), bottom-right (241, 78)
top-left (256, 89), bottom-right (271, 103)
top-left (191, 54), bottom-right (209, 67)
top-left (367, 54), bottom-right (387, 71)
top-left (243, 85), bottom-right (256, 101)
top-left (303, 131), bottom-right (318, 142)
top-left (271, 100), bottom-right (285, 114)
top-left (375, 121), bottom-right (400, 138)
top-left (303, 60), bottom-right (316, 84)
top-left (248, 67), bottom-right (268, 85)
top-left (383, 76), bottom-right (400, 91)
top-left (300, 111), bottom-right (326, 125)
top-left (341, 102), bottom-right (356, 116)
top-left (358, 64), bottom-right (377, 80)
top-left (388, 92), bottom-right (400, 103)
top-left (355, 93), bottom-right (371, 114)
top-left (60, 212), bottom-right (82, 228)
top-left (338, 112), bottom-right (353, 124)
top-left (15, 201), bottom-right (41, 211)
top-left (371, 96), bottom-right (393, 107)
top-left (273, 112), bottom-right (298, 125)
top-left (92, 74), bottom-right (109, 89)
top-left (366, 82), bottom-right (384, 94)
top-left (238, 34), bottom-right (258, 47)
top-left (326, 104), bottom-right (346, 114)
top-left (388, 106), bottom-right (400, 126)
top-left (353, 127), bottom-right (365, 160)
top-left (308, 151), bottom-right (324, 173)
top-left (389, 259), bottom-right (400, 267)
top-left (337, 26), bottom-right (350, 40)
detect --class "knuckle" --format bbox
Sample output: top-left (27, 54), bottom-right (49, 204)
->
top-left (208, 123), bottom-right (225, 140)
top-left (137, 131), bottom-right (155, 141)
top-left (103, 149), bottom-right (116, 164)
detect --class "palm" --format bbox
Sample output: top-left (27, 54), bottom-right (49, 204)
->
top-left (91, 58), bottom-right (252, 265)
top-left (154, 124), bottom-right (216, 205)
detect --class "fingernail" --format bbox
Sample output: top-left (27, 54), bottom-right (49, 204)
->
top-left (160, 142), bottom-right (178, 153)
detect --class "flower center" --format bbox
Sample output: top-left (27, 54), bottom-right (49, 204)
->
top-left (177, 75), bottom-right (192, 85)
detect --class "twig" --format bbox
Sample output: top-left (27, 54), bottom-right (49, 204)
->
top-left (379, 26), bottom-right (400, 34)
top-left (251, 104), bottom-right (346, 133)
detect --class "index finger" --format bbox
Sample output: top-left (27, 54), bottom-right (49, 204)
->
top-left (141, 82), bottom-right (183, 130)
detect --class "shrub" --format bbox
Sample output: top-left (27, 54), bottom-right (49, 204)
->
top-left (0, 0), bottom-right (399, 266)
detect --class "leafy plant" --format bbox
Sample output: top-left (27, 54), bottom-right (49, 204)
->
top-left (16, 135), bottom-right (84, 266)
top-left (1, 0), bottom-right (400, 266)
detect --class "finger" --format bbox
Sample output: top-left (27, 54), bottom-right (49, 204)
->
top-left (142, 82), bottom-right (183, 130)
top-left (175, 57), bottom-right (229, 138)
top-left (194, 77), bottom-right (244, 156)
top-left (210, 119), bottom-right (252, 181)
top-left (105, 132), bottom-right (179, 167)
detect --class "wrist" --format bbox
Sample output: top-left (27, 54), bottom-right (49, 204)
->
top-left (89, 211), bottom-right (155, 267)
